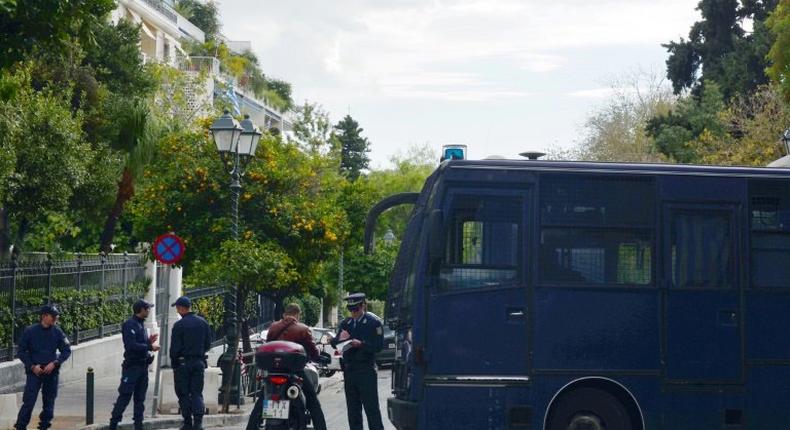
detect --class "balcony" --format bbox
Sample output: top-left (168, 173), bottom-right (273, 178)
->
top-left (140, 0), bottom-right (177, 23)
top-left (180, 56), bottom-right (221, 75)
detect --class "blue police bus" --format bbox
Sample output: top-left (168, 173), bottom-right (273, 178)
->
top-left (365, 158), bottom-right (790, 430)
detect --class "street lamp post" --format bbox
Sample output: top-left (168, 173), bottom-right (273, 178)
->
top-left (210, 111), bottom-right (261, 409)
top-left (382, 229), bottom-right (396, 247)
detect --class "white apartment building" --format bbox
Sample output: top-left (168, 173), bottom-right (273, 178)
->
top-left (111, 0), bottom-right (204, 66)
top-left (109, 0), bottom-right (290, 130)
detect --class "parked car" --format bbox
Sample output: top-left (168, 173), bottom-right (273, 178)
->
top-left (312, 327), bottom-right (342, 377)
top-left (376, 325), bottom-right (396, 368)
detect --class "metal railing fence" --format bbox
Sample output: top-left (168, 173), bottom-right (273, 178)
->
top-left (0, 253), bottom-right (148, 362)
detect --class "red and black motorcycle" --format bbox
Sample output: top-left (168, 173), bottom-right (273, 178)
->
top-left (246, 341), bottom-right (327, 430)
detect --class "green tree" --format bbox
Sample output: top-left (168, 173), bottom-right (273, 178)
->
top-left (664, 0), bottom-right (777, 100)
top-left (767, 0), bottom-right (790, 101)
top-left (647, 82), bottom-right (727, 163)
top-left (575, 70), bottom-right (673, 162)
top-left (175, 0), bottom-right (221, 41)
top-left (0, 0), bottom-right (116, 69)
top-left (98, 99), bottom-right (161, 253)
top-left (334, 115), bottom-right (371, 181)
top-left (0, 68), bottom-right (92, 257)
top-left (289, 102), bottom-right (334, 156)
top-left (190, 239), bottom-right (297, 351)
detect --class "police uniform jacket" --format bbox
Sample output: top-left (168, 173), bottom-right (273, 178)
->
top-left (122, 315), bottom-right (154, 367)
top-left (169, 312), bottom-right (212, 366)
top-left (331, 312), bottom-right (383, 371)
top-left (17, 323), bottom-right (71, 371)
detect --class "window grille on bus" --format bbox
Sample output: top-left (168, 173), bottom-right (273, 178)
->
top-left (538, 174), bottom-right (655, 286)
top-left (440, 195), bottom-right (522, 291)
top-left (749, 180), bottom-right (790, 288)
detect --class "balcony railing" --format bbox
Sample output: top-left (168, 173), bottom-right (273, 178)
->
top-left (140, 0), bottom-right (177, 23)
top-left (180, 56), bottom-right (221, 76)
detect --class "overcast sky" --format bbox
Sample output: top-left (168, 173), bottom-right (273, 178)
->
top-left (216, 0), bottom-right (701, 168)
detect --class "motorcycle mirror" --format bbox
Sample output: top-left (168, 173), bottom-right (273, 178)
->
top-left (320, 335), bottom-right (330, 345)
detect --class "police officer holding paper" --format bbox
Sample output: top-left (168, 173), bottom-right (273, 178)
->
top-left (331, 293), bottom-right (384, 430)
top-left (109, 299), bottom-right (160, 430)
top-left (169, 296), bottom-right (212, 430)
top-left (14, 305), bottom-right (71, 430)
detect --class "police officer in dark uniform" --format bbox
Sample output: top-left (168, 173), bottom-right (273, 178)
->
top-left (14, 305), bottom-right (71, 430)
top-left (169, 296), bottom-right (212, 430)
top-left (109, 299), bottom-right (161, 430)
top-left (331, 293), bottom-right (384, 430)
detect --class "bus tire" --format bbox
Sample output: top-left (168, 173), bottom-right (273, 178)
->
top-left (547, 387), bottom-right (633, 430)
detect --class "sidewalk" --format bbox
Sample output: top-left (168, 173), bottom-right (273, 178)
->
top-left (13, 372), bottom-right (253, 430)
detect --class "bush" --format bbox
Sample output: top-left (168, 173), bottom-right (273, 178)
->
top-left (0, 280), bottom-right (148, 346)
top-left (284, 294), bottom-right (321, 327)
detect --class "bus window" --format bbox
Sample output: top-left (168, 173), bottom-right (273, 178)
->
top-left (540, 229), bottom-right (652, 285)
top-left (539, 174), bottom-right (655, 286)
top-left (439, 195), bottom-right (521, 290)
top-left (670, 209), bottom-right (734, 288)
top-left (750, 180), bottom-right (790, 288)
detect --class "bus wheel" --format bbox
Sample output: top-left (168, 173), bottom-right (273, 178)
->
top-left (547, 387), bottom-right (633, 430)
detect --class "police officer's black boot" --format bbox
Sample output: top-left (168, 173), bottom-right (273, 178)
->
top-left (179, 414), bottom-right (193, 430)
top-left (192, 414), bottom-right (204, 430)
top-left (36, 423), bottom-right (50, 430)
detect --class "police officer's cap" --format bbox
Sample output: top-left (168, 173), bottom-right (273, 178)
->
top-left (40, 304), bottom-right (60, 316)
top-left (171, 296), bottom-right (192, 308)
top-left (132, 299), bottom-right (153, 314)
top-left (344, 293), bottom-right (366, 306)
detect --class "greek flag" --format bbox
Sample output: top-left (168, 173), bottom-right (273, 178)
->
top-left (226, 80), bottom-right (241, 115)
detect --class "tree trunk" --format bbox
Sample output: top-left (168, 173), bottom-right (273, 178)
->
top-left (0, 207), bottom-right (10, 261)
top-left (99, 168), bottom-right (134, 253)
top-left (14, 217), bottom-right (29, 254)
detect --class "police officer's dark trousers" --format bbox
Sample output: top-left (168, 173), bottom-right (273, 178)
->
top-left (109, 364), bottom-right (148, 429)
top-left (15, 371), bottom-right (58, 430)
top-left (343, 367), bottom-right (383, 430)
top-left (174, 359), bottom-right (206, 429)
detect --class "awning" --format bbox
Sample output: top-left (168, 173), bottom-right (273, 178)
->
top-left (128, 10), bottom-right (156, 40)
top-left (140, 21), bottom-right (156, 40)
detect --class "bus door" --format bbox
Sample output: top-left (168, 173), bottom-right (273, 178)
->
top-left (423, 189), bottom-right (530, 428)
top-left (663, 203), bottom-right (743, 383)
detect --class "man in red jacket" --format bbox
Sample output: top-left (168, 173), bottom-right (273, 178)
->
top-left (265, 303), bottom-right (327, 430)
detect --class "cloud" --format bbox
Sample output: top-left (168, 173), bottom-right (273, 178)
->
top-left (567, 88), bottom-right (615, 99)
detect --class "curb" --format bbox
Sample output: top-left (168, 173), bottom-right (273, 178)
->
top-left (78, 412), bottom-right (248, 430)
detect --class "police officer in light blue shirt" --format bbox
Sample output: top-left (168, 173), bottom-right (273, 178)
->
top-left (14, 305), bottom-right (71, 430)
top-left (109, 300), bottom-right (160, 430)
top-left (331, 293), bottom-right (384, 430)
top-left (169, 296), bottom-right (212, 430)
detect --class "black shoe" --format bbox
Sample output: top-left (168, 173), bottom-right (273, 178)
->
top-left (108, 423), bottom-right (118, 430)
top-left (193, 414), bottom-right (204, 430)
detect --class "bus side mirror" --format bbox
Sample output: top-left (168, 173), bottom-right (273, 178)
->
top-left (428, 209), bottom-right (444, 272)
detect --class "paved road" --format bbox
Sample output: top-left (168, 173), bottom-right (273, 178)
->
top-left (168, 369), bottom-right (397, 430)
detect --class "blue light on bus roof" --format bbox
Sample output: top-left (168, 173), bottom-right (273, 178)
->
top-left (443, 147), bottom-right (465, 161)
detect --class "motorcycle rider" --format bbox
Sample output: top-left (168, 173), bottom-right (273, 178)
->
top-left (261, 303), bottom-right (327, 430)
